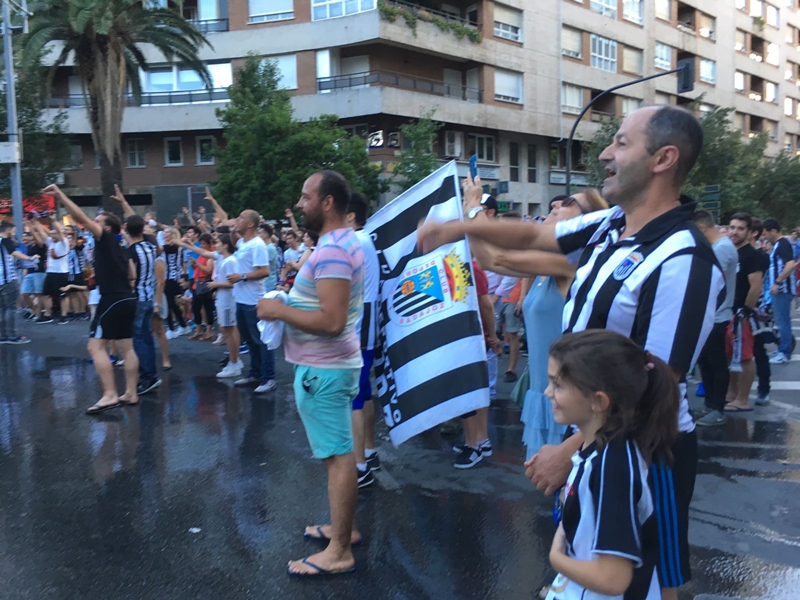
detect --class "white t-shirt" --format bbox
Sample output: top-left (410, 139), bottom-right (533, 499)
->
top-left (356, 230), bottom-right (379, 303)
top-left (215, 254), bottom-right (238, 310)
top-left (46, 238), bottom-right (70, 274)
top-left (233, 236), bottom-right (269, 306)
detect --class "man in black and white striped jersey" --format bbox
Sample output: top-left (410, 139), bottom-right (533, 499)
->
top-left (418, 105), bottom-right (724, 600)
top-left (126, 215), bottom-right (161, 397)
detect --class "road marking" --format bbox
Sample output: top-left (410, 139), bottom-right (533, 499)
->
top-left (752, 381), bottom-right (800, 390)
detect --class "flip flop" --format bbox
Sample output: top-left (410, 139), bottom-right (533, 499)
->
top-left (162, 366), bottom-right (172, 371)
top-left (120, 399), bottom-right (139, 406)
top-left (86, 401), bottom-right (122, 415)
top-left (302, 526), bottom-right (363, 546)
top-left (724, 405), bottom-right (753, 413)
top-left (286, 557), bottom-right (356, 577)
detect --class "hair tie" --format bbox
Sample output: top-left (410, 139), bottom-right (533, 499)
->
top-left (645, 362), bottom-right (655, 372)
top-left (644, 351), bottom-right (655, 372)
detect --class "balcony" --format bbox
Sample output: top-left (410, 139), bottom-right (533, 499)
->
top-left (317, 70), bottom-right (482, 102)
top-left (188, 18), bottom-right (228, 33)
top-left (47, 88), bottom-right (230, 109)
top-left (383, 0), bottom-right (478, 28)
top-left (590, 109), bottom-right (616, 122)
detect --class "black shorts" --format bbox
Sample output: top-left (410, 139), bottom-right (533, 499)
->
top-left (649, 430), bottom-right (698, 588)
top-left (89, 295), bottom-right (137, 340)
top-left (67, 272), bottom-right (86, 288)
top-left (43, 272), bottom-right (69, 297)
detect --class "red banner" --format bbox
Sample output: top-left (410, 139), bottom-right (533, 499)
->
top-left (0, 194), bottom-right (56, 215)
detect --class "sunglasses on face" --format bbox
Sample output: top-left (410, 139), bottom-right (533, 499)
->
top-left (560, 196), bottom-right (587, 215)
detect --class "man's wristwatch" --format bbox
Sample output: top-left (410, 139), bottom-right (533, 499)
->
top-left (467, 206), bottom-right (485, 219)
top-left (241, 273), bottom-right (247, 281)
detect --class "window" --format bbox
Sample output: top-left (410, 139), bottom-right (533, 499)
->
top-left (699, 103), bottom-right (713, 116)
top-left (248, 0), bottom-right (294, 23)
top-left (143, 62), bottom-right (232, 93)
top-left (561, 83), bottom-right (584, 114)
top-left (126, 138), bottom-right (145, 168)
top-left (766, 3), bottom-right (779, 26)
top-left (655, 43), bottom-right (672, 70)
top-left (196, 136), bottom-right (215, 165)
top-left (623, 47), bottom-right (643, 75)
top-left (767, 42), bottom-right (780, 65)
top-left (494, 5), bottom-right (522, 42)
top-left (698, 13), bottom-right (715, 39)
top-left (787, 24), bottom-right (799, 45)
top-left (623, 0), bottom-right (643, 24)
top-left (467, 134), bottom-right (496, 162)
top-left (786, 61), bottom-right (797, 81)
top-left (146, 67), bottom-right (173, 92)
top-left (700, 59), bottom-right (716, 84)
top-left (751, 0), bottom-right (764, 16)
top-left (785, 133), bottom-right (793, 151)
top-left (735, 29), bottom-right (746, 52)
top-left (590, 35), bottom-right (617, 73)
top-left (655, 0), bottom-right (670, 20)
top-left (766, 119), bottom-right (778, 139)
top-left (67, 142), bottom-right (82, 169)
top-left (164, 138), bottom-right (182, 166)
top-left (655, 92), bottom-right (671, 105)
top-left (621, 97), bottom-right (642, 116)
top-left (177, 68), bottom-right (203, 91)
top-left (342, 124), bottom-right (369, 138)
top-left (264, 54), bottom-right (297, 90)
top-left (562, 27), bottom-right (583, 59)
top-left (735, 71), bottom-right (746, 91)
top-left (591, 0), bottom-right (616, 19)
top-left (312, 0), bottom-right (375, 20)
top-left (736, 0), bottom-right (746, 9)
top-left (509, 142), bottom-right (519, 182)
top-left (766, 81), bottom-right (778, 102)
top-left (494, 69), bottom-right (523, 103)
top-left (734, 112), bottom-right (746, 131)
top-left (527, 144), bottom-right (537, 183)
top-left (785, 97), bottom-right (794, 115)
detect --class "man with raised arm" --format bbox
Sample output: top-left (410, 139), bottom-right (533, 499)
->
top-left (43, 184), bottom-right (140, 415)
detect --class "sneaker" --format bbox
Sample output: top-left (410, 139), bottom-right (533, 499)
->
top-left (5, 336), bottom-right (31, 345)
top-left (769, 354), bottom-right (790, 365)
top-left (366, 452), bottom-right (381, 471)
top-left (478, 439), bottom-right (493, 457)
top-left (79, 313), bottom-right (91, 321)
top-left (114, 359), bottom-right (124, 367)
top-left (35, 316), bottom-right (53, 324)
top-left (0, 337), bottom-right (7, 344)
top-left (694, 405), bottom-right (714, 418)
top-left (177, 326), bottom-right (191, 337)
top-left (225, 344), bottom-right (250, 356)
top-left (503, 370), bottom-right (517, 383)
top-left (165, 329), bottom-right (177, 340)
top-left (217, 361), bottom-right (243, 378)
top-left (254, 379), bottom-right (277, 393)
top-left (755, 393), bottom-right (771, 406)
top-left (234, 376), bottom-right (259, 387)
top-left (454, 446), bottom-right (483, 469)
top-left (357, 466), bottom-right (375, 489)
top-left (696, 410), bottom-right (727, 427)
top-left (212, 334), bottom-right (225, 346)
top-left (58, 317), bottom-right (69, 325)
top-left (137, 378), bottom-right (162, 395)
top-left (695, 382), bottom-right (706, 397)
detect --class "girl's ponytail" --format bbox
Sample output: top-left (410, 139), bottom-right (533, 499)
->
top-left (635, 352), bottom-right (679, 463)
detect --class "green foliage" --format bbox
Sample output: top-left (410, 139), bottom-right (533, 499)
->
top-left (0, 63), bottom-right (72, 199)
top-left (391, 110), bottom-right (443, 192)
top-left (212, 56), bottom-right (386, 219)
top-left (377, 0), bottom-right (481, 43)
top-left (584, 100), bottom-right (800, 227)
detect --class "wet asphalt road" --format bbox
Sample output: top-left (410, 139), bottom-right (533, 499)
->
top-left (1, 315), bottom-right (800, 599)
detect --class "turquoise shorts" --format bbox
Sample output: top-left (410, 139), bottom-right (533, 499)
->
top-left (293, 365), bottom-right (360, 459)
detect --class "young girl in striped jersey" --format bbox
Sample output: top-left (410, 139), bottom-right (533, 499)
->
top-left (543, 330), bottom-right (678, 600)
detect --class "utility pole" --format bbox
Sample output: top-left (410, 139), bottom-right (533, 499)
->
top-left (2, 0), bottom-right (24, 241)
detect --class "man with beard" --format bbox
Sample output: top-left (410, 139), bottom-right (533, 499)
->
top-left (417, 105), bottom-right (724, 600)
top-left (258, 170), bottom-right (364, 577)
top-left (227, 210), bottom-right (275, 394)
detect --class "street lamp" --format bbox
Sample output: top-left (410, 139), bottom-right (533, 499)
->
top-left (564, 58), bottom-right (695, 195)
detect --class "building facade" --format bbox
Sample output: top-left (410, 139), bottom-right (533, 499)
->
top-left (44, 0), bottom-right (800, 217)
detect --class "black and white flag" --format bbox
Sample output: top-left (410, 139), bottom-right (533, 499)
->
top-left (365, 162), bottom-right (490, 446)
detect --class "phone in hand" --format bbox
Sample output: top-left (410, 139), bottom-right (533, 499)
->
top-left (469, 154), bottom-right (478, 180)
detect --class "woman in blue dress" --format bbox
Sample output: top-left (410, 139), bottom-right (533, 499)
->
top-left (470, 189), bottom-right (608, 460)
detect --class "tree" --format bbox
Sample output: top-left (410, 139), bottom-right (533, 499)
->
top-left (584, 116), bottom-right (620, 189)
top-left (213, 56), bottom-right (386, 218)
top-left (0, 62), bottom-right (72, 198)
top-left (22, 0), bottom-right (210, 212)
top-left (391, 110), bottom-right (443, 192)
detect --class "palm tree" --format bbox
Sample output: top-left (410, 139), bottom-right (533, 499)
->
top-left (22, 0), bottom-right (211, 211)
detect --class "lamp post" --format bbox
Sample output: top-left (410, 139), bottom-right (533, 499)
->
top-left (564, 59), bottom-right (695, 195)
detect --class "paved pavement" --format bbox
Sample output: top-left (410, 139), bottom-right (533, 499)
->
top-left (1, 312), bottom-right (800, 599)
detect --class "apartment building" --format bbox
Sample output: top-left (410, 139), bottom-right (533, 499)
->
top-left (43, 0), bottom-right (800, 216)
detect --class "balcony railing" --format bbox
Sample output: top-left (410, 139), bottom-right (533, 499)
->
top-left (383, 0), bottom-right (478, 28)
top-left (317, 70), bottom-right (483, 102)
top-left (590, 109), bottom-right (616, 122)
top-left (47, 88), bottom-right (230, 109)
top-left (188, 18), bottom-right (228, 33)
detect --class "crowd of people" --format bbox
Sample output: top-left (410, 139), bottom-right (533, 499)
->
top-left (0, 103), bottom-right (797, 596)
